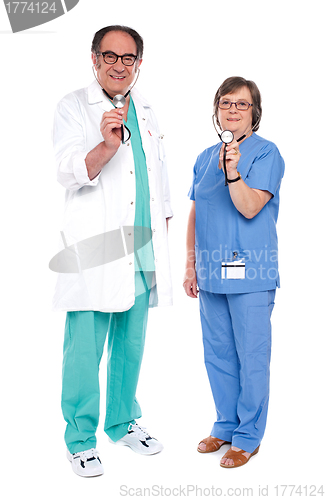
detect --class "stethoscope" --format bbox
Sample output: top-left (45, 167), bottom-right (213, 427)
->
top-left (212, 113), bottom-right (256, 186)
top-left (92, 65), bottom-right (140, 144)
top-left (102, 89), bottom-right (131, 144)
top-left (218, 130), bottom-right (246, 186)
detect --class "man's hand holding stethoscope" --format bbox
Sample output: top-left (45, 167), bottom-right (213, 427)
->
top-left (100, 108), bottom-right (125, 153)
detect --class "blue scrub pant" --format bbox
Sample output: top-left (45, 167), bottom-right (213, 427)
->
top-left (61, 271), bottom-right (151, 454)
top-left (199, 289), bottom-right (275, 453)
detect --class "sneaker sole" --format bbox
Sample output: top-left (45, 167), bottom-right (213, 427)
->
top-left (108, 437), bottom-right (163, 455)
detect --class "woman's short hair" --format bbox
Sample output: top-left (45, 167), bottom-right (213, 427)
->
top-left (91, 25), bottom-right (144, 60)
top-left (213, 76), bottom-right (262, 132)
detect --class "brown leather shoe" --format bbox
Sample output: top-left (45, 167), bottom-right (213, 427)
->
top-left (220, 446), bottom-right (260, 468)
top-left (197, 436), bottom-right (231, 453)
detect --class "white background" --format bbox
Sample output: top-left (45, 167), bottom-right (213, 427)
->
top-left (1, 0), bottom-right (325, 497)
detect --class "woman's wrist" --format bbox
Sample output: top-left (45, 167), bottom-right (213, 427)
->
top-left (227, 172), bottom-right (241, 184)
top-left (226, 168), bottom-right (240, 181)
top-left (184, 264), bottom-right (196, 279)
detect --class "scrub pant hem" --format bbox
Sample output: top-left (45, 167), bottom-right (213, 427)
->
top-left (210, 428), bottom-right (233, 443)
top-left (67, 440), bottom-right (97, 455)
top-left (105, 419), bottom-right (138, 442)
top-left (211, 426), bottom-right (262, 454)
top-left (231, 438), bottom-right (261, 454)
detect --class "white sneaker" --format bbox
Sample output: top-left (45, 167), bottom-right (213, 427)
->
top-left (109, 422), bottom-right (163, 455)
top-left (67, 448), bottom-right (104, 477)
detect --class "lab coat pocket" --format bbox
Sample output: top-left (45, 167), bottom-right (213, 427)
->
top-left (149, 130), bottom-right (164, 162)
top-left (62, 188), bottom-right (105, 245)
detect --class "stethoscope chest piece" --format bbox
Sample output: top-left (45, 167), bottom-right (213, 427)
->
top-left (112, 94), bottom-right (126, 109)
top-left (111, 94), bottom-right (130, 144)
top-left (220, 130), bottom-right (234, 186)
top-left (220, 130), bottom-right (234, 144)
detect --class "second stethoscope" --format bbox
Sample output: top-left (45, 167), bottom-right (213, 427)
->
top-left (219, 130), bottom-right (246, 186)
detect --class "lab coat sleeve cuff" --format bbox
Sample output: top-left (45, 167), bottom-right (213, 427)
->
top-left (165, 202), bottom-right (173, 219)
top-left (73, 151), bottom-right (101, 187)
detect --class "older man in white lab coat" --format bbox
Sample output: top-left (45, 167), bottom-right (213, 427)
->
top-left (52, 25), bottom-right (173, 478)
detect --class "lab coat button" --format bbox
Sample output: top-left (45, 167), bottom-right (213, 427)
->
top-left (130, 171), bottom-right (133, 174)
top-left (131, 201), bottom-right (134, 205)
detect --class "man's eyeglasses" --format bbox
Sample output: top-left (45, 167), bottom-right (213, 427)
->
top-left (218, 100), bottom-right (253, 111)
top-left (97, 51), bottom-right (138, 66)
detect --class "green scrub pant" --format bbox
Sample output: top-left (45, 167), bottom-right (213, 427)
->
top-left (61, 271), bottom-right (151, 454)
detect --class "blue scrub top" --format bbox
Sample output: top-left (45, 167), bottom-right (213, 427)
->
top-left (189, 133), bottom-right (285, 294)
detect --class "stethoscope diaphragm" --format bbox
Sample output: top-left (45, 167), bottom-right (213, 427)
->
top-left (220, 130), bottom-right (234, 144)
top-left (112, 94), bottom-right (126, 109)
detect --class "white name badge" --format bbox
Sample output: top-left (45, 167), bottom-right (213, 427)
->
top-left (221, 260), bottom-right (246, 280)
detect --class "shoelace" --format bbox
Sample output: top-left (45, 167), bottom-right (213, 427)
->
top-left (128, 423), bottom-right (151, 439)
top-left (74, 448), bottom-right (99, 462)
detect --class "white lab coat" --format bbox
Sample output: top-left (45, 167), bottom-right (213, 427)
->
top-left (51, 80), bottom-right (173, 312)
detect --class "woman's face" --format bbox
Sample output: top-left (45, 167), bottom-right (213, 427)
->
top-left (217, 86), bottom-right (253, 140)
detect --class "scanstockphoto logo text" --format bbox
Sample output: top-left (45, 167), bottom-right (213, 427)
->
top-left (120, 484), bottom-right (256, 497)
top-left (120, 484), bottom-right (325, 497)
top-left (2, 0), bottom-right (79, 33)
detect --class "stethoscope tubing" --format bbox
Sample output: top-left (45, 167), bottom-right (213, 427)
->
top-left (223, 144), bottom-right (228, 186)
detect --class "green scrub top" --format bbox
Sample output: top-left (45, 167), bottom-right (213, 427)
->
top-left (126, 97), bottom-right (155, 272)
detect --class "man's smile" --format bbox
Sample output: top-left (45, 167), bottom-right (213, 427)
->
top-left (109, 75), bottom-right (126, 80)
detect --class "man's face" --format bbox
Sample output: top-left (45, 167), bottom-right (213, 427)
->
top-left (92, 31), bottom-right (142, 97)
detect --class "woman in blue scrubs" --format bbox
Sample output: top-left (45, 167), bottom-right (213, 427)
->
top-left (184, 77), bottom-right (284, 468)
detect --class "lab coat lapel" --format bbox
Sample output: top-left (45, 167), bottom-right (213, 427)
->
top-left (131, 88), bottom-right (151, 152)
top-left (87, 79), bottom-right (115, 112)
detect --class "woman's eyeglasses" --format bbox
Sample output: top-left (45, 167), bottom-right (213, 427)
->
top-left (218, 100), bottom-right (253, 111)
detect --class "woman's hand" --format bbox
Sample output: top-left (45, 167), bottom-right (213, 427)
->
top-left (183, 267), bottom-right (198, 298)
top-left (218, 139), bottom-right (241, 180)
